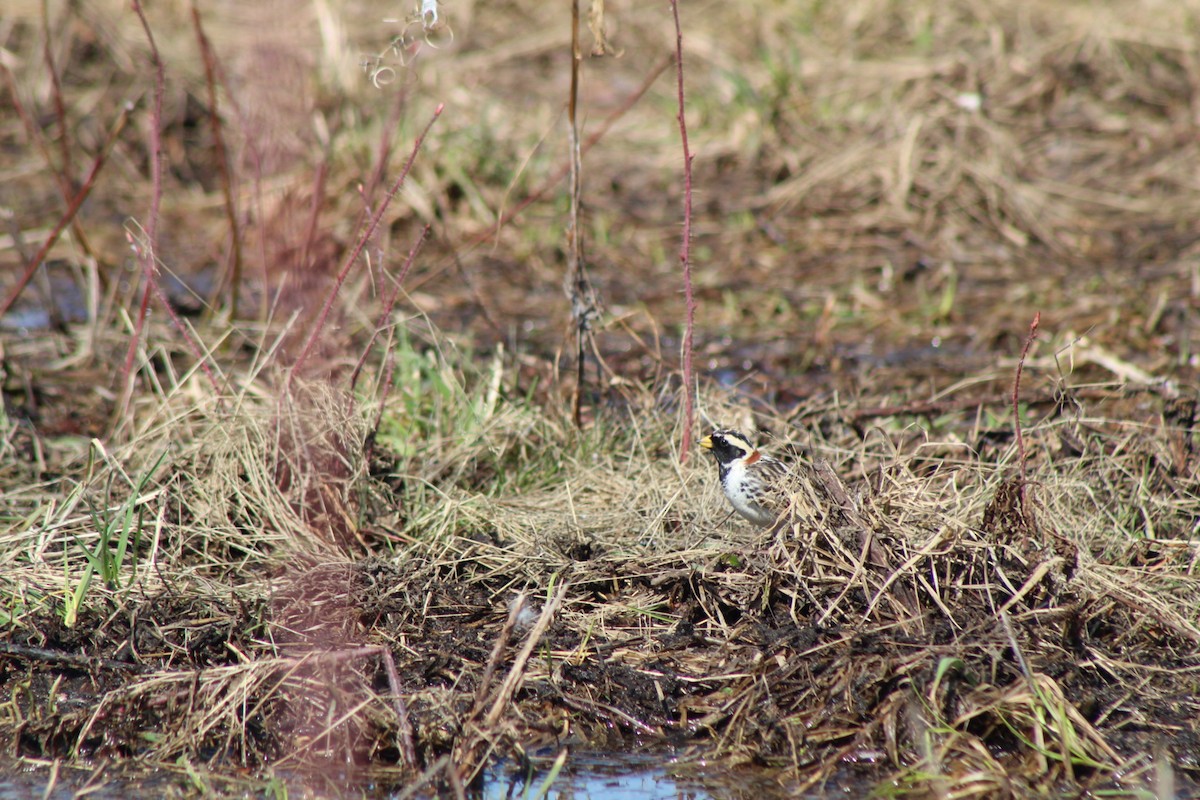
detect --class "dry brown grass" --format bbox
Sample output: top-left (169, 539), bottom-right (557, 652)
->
top-left (2, 0), bottom-right (1199, 796)
top-left (2, 335), bottom-right (1196, 796)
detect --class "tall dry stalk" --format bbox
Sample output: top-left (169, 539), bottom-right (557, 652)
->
top-left (563, 0), bottom-right (598, 428)
top-left (285, 104), bottom-right (443, 390)
top-left (669, 0), bottom-right (697, 461)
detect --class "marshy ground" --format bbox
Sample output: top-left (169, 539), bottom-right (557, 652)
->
top-left (2, 0), bottom-right (1199, 796)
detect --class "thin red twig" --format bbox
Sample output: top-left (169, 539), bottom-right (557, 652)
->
top-left (115, 3), bottom-right (223, 430)
top-left (1, 67), bottom-right (68, 201)
top-left (1, 61), bottom-right (103, 272)
top-left (1013, 311), bottom-right (1040, 531)
top-left (353, 224), bottom-right (431, 394)
top-left (119, 0), bottom-right (168, 412)
top-left (364, 86), bottom-right (410, 207)
top-left (0, 106), bottom-right (129, 319)
top-left (190, 31), bottom-right (270, 320)
top-left (190, 2), bottom-right (243, 317)
top-left (482, 54), bottom-right (670, 250)
top-left (1013, 312), bottom-right (1040, 484)
top-left (298, 160), bottom-right (329, 277)
top-left (41, 0), bottom-right (73, 186)
top-left (669, 0), bottom-right (697, 463)
top-left (285, 104), bottom-right (443, 390)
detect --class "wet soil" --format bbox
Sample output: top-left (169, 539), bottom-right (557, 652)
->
top-left (3, 0), bottom-right (1200, 795)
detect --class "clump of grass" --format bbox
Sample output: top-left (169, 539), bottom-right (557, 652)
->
top-left (3, 0), bottom-right (1200, 796)
top-left (61, 441), bottom-right (168, 626)
top-left (2, 306), bottom-right (1199, 797)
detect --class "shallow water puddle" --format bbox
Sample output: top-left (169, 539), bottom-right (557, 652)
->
top-left (479, 750), bottom-right (714, 799)
top-left (1, 750), bottom-right (863, 799)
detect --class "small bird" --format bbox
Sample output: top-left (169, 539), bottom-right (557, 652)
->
top-left (699, 429), bottom-right (791, 527)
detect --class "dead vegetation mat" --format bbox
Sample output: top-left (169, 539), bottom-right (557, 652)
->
top-left (2, 0), bottom-right (1200, 795)
top-left (2, 366), bottom-right (1198, 798)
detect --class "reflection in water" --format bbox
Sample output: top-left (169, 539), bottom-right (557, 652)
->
top-left (480, 750), bottom-right (714, 799)
top-left (0, 750), bottom-right (787, 800)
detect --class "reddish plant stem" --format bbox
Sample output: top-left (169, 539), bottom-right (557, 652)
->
top-left (1013, 311), bottom-right (1040, 530)
top-left (1, 62), bottom-right (102, 271)
top-left (120, 0), bottom-right (167, 408)
top-left (1, 67), bottom-right (66, 199)
top-left (116, 3), bottom-right (222, 429)
top-left (299, 160), bottom-right (329, 276)
top-left (285, 104), bottom-right (443, 390)
top-left (481, 54), bottom-right (671, 249)
top-left (1013, 312), bottom-right (1040, 483)
top-left (0, 106), bottom-right (129, 319)
top-left (190, 2), bottom-right (243, 318)
top-left (365, 87), bottom-right (410, 208)
top-left (353, 224), bottom-right (431, 394)
top-left (669, 0), bottom-right (697, 463)
top-left (370, 349), bottom-right (399, 452)
top-left (190, 31), bottom-right (270, 320)
top-left (40, 0), bottom-right (73, 186)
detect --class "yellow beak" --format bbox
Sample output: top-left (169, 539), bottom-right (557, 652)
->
top-left (699, 435), bottom-right (714, 450)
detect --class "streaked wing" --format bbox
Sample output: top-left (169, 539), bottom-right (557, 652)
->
top-left (746, 456), bottom-right (791, 517)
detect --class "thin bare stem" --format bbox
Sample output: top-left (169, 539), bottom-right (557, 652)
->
top-left (447, 584), bottom-right (567, 786)
top-left (298, 160), bottom-right (329, 277)
top-left (1013, 311), bottom-right (1040, 533)
top-left (194, 39), bottom-right (270, 320)
top-left (468, 593), bottom-right (525, 719)
top-left (40, 0), bottom-right (73, 186)
top-left (115, 2), bottom-right (223, 431)
top-left (377, 647), bottom-right (416, 769)
top-left (669, 0), bottom-right (697, 462)
top-left (352, 224), bottom-right (431, 393)
top-left (483, 584), bottom-right (567, 727)
top-left (118, 0), bottom-right (168, 417)
top-left (1013, 312), bottom-right (1040, 483)
top-left (365, 86), bottom-right (410, 206)
top-left (0, 105), bottom-right (129, 319)
top-left (285, 104), bottom-right (444, 390)
top-left (484, 55), bottom-right (670, 250)
top-left (564, 0), bottom-right (589, 428)
top-left (370, 349), bottom-right (398, 446)
top-left (1, 61), bottom-right (102, 271)
top-left (190, 2), bottom-right (243, 318)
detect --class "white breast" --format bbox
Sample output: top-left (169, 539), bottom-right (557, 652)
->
top-left (720, 460), bottom-right (778, 526)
